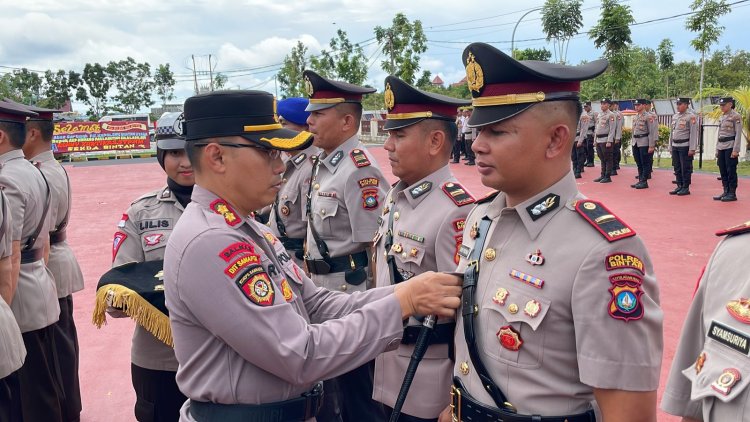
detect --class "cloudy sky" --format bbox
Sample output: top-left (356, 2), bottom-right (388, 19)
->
top-left (1, 0), bottom-right (747, 110)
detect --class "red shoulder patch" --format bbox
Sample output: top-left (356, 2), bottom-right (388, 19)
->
top-left (236, 266), bottom-right (275, 306)
top-left (574, 200), bottom-right (636, 242)
top-left (452, 218), bottom-right (466, 232)
top-left (219, 242), bottom-right (256, 262)
top-left (112, 232), bottom-right (127, 262)
top-left (210, 199), bottom-right (241, 227)
top-left (716, 221), bottom-right (750, 237)
top-left (224, 253), bottom-right (262, 278)
top-left (350, 149), bottom-right (371, 167)
top-left (441, 182), bottom-right (475, 207)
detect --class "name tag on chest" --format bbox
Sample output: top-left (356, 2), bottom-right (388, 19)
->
top-left (709, 321), bottom-right (750, 355)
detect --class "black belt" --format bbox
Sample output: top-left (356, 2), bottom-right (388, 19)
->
top-left (595, 134), bottom-right (609, 138)
top-left (20, 248), bottom-right (44, 264)
top-left (402, 322), bottom-right (456, 345)
top-left (633, 133), bottom-right (648, 138)
top-left (672, 138), bottom-right (689, 144)
top-left (305, 250), bottom-right (368, 275)
top-left (189, 382), bottom-right (323, 422)
top-left (280, 237), bottom-right (304, 260)
top-left (719, 136), bottom-right (736, 142)
top-left (50, 229), bottom-right (67, 245)
top-left (451, 379), bottom-right (596, 422)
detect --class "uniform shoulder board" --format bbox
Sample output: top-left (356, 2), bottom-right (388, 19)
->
top-left (350, 149), bottom-right (371, 168)
top-left (476, 190), bottom-right (499, 204)
top-left (574, 200), bottom-right (636, 242)
top-left (716, 221), bottom-right (750, 237)
top-left (132, 190), bottom-right (160, 205)
top-left (441, 182), bottom-right (475, 207)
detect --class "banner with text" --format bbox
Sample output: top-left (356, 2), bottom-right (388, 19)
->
top-left (52, 121), bottom-right (150, 153)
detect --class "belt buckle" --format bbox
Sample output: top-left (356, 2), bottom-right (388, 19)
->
top-left (450, 385), bottom-right (461, 422)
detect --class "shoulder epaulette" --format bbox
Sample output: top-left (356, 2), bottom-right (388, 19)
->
top-left (441, 182), bottom-right (475, 207)
top-left (574, 199), bottom-right (636, 242)
top-left (131, 190), bottom-right (160, 205)
top-left (350, 149), bottom-right (371, 168)
top-left (716, 221), bottom-right (750, 237)
top-left (476, 190), bottom-right (499, 204)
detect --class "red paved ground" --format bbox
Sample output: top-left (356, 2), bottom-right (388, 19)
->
top-left (66, 149), bottom-right (748, 421)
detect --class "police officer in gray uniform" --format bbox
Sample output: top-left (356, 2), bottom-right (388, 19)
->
top-left (302, 70), bottom-right (390, 422)
top-left (371, 76), bottom-right (473, 422)
top-left (610, 101), bottom-right (623, 174)
top-left (669, 97), bottom-right (699, 196)
top-left (594, 99), bottom-right (616, 183)
top-left (0, 189), bottom-right (26, 422)
top-left (572, 102), bottom-right (590, 178)
top-left (714, 96), bottom-right (743, 202)
top-left (106, 112), bottom-right (192, 421)
top-left (630, 99), bottom-right (658, 189)
top-left (163, 90), bottom-right (462, 422)
top-left (20, 103), bottom-right (85, 421)
top-left (0, 100), bottom-right (62, 421)
top-left (440, 42), bottom-right (663, 422)
top-left (268, 97), bottom-right (318, 268)
top-left (661, 220), bottom-right (750, 421)
top-left (583, 102), bottom-right (597, 167)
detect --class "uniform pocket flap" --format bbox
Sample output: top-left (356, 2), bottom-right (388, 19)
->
top-left (486, 288), bottom-right (551, 331)
top-left (393, 241), bottom-right (425, 267)
top-left (315, 197), bottom-right (339, 221)
top-left (141, 231), bottom-right (168, 252)
top-left (683, 337), bottom-right (750, 403)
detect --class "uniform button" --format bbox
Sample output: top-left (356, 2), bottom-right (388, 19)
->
top-left (484, 248), bottom-right (496, 261)
top-left (340, 284), bottom-right (348, 291)
top-left (281, 195), bottom-right (288, 200)
top-left (282, 178), bottom-right (287, 183)
top-left (383, 251), bottom-right (388, 257)
top-left (321, 209), bottom-right (326, 215)
top-left (508, 303), bottom-right (519, 314)
top-left (313, 183), bottom-right (320, 190)
top-left (401, 252), bottom-right (407, 259)
top-left (394, 212), bottom-right (400, 221)
top-left (459, 361), bottom-right (470, 375)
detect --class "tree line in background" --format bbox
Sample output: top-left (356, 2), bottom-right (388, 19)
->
top-left (0, 59), bottom-right (177, 120)
top-left (0, 0), bottom-right (742, 118)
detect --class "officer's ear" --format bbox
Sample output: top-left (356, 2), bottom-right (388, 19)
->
top-left (202, 141), bottom-right (228, 174)
top-left (545, 123), bottom-right (571, 160)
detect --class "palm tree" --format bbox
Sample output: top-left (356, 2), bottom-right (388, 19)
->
top-left (701, 85), bottom-right (750, 157)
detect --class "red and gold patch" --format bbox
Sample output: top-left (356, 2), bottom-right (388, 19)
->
top-left (224, 253), bottom-right (261, 278)
top-left (210, 199), bottom-right (241, 227)
top-left (497, 325), bottom-right (522, 351)
top-left (454, 235), bottom-right (463, 265)
top-left (264, 232), bottom-right (278, 245)
top-left (358, 177), bottom-right (380, 188)
top-left (237, 267), bottom-right (275, 306)
top-left (712, 368), bottom-right (741, 396)
top-left (350, 149), bottom-right (371, 167)
top-left (441, 182), bottom-right (475, 207)
top-left (608, 274), bottom-right (644, 322)
top-left (605, 253), bottom-right (645, 274)
top-left (453, 218), bottom-right (466, 232)
top-left (716, 220), bottom-right (750, 237)
top-left (726, 298), bottom-right (750, 324)
top-left (281, 279), bottom-right (294, 302)
top-left (219, 242), bottom-right (255, 262)
top-left (112, 232), bottom-right (127, 261)
top-left (362, 188), bottom-right (379, 210)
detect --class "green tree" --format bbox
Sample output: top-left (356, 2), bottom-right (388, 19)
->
top-left (657, 39), bottom-right (675, 97)
top-left (541, 0), bottom-right (583, 64)
top-left (514, 47), bottom-right (553, 61)
top-left (107, 57), bottom-right (153, 114)
top-left (153, 64), bottom-right (176, 107)
top-left (362, 91), bottom-right (385, 111)
top-left (589, 0), bottom-right (635, 96)
top-left (374, 13), bottom-right (428, 84)
top-left (76, 63), bottom-right (112, 119)
top-left (686, 0), bottom-right (731, 110)
top-left (704, 47), bottom-right (750, 91)
top-left (415, 70), bottom-right (433, 89)
top-left (310, 29), bottom-right (368, 85)
top-left (277, 41), bottom-right (309, 98)
top-left (213, 73), bottom-right (229, 90)
top-left (7, 69), bottom-right (43, 104)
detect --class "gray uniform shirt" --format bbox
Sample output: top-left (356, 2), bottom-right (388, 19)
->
top-left (30, 150), bottom-right (84, 298)
top-left (0, 190), bottom-right (26, 378)
top-left (632, 111), bottom-right (658, 148)
top-left (717, 110), bottom-right (743, 153)
top-left (586, 111), bottom-right (598, 137)
top-left (110, 186), bottom-right (183, 371)
top-left (305, 135), bottom-right (388, 292)
top-left (594, 110), bottom-right (616, 143)
top-left (453, 172), bottom-right (663, 417)
top-left (0, 149), bottom-right (59, 333)
top-left (164, 185), bottom-right (405, 421)
top-left (371, 165), bottom-right (473, 418)
top-left (268, 146), bottom-right (318, 267)
top-left (613, 110), bottom-right (624, 141)
top-left (670, 110), bottom-right (699, 150)
top-left (661, 229), bottom-right (750, 421)
top-left (575, 112), bottom-right (589, 145)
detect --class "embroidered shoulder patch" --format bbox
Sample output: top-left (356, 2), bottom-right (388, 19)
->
top-left (716, 221), bottom-right (750, 237)
top-left (358, 177), bottom-right (380, 188)
top-left (236, 266), bottom-right (275, 306)
top-left (575, 200), bottom-right (636, 242)
top-left (281, 279), bottom-right (294, 302)
top-left (224, 253), bottom-right (262, 278)
top-left (292, 153), bottom-right (307, 166)
top-left (219, 242), bottom-right (255, 262)
top-left (118, 213), bottom-right (129, 228)
top-left (350, 149), bottom-right (371, 167)
top-left (476, 190), bottom-right (499, 204)
top-left (608, 273), bottom-right (644, 322)
top-left (605, 253), bottom-right (645, 274)
top-left (442, 182), bottom-right (475, 207)
top-left (453, 218), bottom-right (466, 232)
top-left (112, 232), bottom-right (127, 261)
top-left (210, 199), bottom-right (241, 227)
top-left (361, 188), bottom-right (379, 210)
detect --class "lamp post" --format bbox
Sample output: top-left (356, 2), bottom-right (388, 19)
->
top-left (511, 7), bottom-right (543, 59)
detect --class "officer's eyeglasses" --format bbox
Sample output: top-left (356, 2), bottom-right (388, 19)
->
top-left (193, 142), bottom-right (281, 160)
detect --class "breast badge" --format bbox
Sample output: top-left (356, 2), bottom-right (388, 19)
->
top-left (492, 288), bottom-right (509, 306)
top-left (712, 368), bottom-right (741, 396)
top-left (509, 269), bottom-right (544, 289)
top-left (525, 249), bottom-right (545, 266)
top-left (497, 325), bottom-right (522, 351)
top-left (694, 352), bottom-right (707, 374)
top-left (727, 298), bottom-right (750, 324)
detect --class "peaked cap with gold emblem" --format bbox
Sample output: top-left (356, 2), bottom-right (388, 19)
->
top-left (383, 75), bottom-right (470, 130)
top-left (183, 90), bottom-right (313, 151)
top-left (462, 42), bottom-right (608, 127)
top-left (303, 70), bottom-right (376, 112)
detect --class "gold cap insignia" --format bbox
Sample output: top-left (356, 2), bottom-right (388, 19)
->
top-left (304, 75), bottom-right (314, 97)
top-left (384, 83), bottom-right (395, 111)
top-left (465, 51), bottom-right (484, 93)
